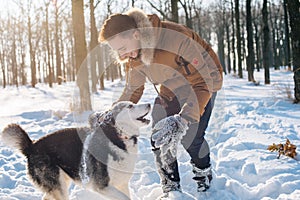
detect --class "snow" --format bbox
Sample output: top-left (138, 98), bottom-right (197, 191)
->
top-left (0, 68), bottom-right (300, 200)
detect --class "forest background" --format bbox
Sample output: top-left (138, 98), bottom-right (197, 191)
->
top-left (0, 0), bottom-right (299, 111)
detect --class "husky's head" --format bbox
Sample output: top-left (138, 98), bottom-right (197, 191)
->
top-left (89, 101), bottom-right (151, 137)
top-left (112, 101), bottom-right (151, 137)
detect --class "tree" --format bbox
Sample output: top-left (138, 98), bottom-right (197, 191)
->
top-left (179, 0), bottom-right (192, 28)
top-left (213, 0), bottom-right (226, 74)
top-left (262, 0), bottom-right (270, 84)
top-left (146, 0), bottom-right (174, 21)
top-left (63, 14), bottom-right (76, 82)
top-left (231, 0), bottom-right (236, 74)
top-left (283, 0), bottom-right (291, 71)
top-left (0, 39), bottom-right (6, 88)
top-left (269, 3), bottom-right (282, 70)
top-left (246, 0), bottom-right (255, 82)
top-left (12, 21), bottom-right (18, 87)
top-left (54, 1), bottom-right (62, 85)
top-left (89, 0), bottom-right (99, 93)
top-left (252, 2), bottom-right (262, 72)
top-left (235, 0), bottom-right (242, 78)
top-left (225, 5), bottom-right (231, 74)
top-left (286, 0), bottom-right (300, 103)
top-left (72, 0), bottom-right (92, 111)
top-left (44, 2), bottom-right (53, 87)
top-left (0, 0), bottom-right (297, 90)
top-left (171, 0), bottom-right (179, 23)
top-left (27, 2), bottom-right (37, 87)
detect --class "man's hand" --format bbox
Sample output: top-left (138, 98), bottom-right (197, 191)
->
top-left (151, 114), bottom-right (189, 151)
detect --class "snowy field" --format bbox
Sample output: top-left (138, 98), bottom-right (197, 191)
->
top-left (0, 68), bottom-right (299, 200)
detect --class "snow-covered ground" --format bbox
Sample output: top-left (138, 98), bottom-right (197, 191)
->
top-left (0, 68), bottom-right (299, 200)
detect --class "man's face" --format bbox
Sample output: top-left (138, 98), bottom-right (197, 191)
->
top-left (108, 30), bottom-right (141, 60)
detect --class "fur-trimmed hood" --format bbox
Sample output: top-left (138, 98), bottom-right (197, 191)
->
top-left (125, 8), bottom-right (156, 65)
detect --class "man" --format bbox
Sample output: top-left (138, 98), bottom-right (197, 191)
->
top-left (99, 8), bottom-right (223, 198)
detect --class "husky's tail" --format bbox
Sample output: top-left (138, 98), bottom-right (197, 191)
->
top-left (1, 124), bottom-right (33, 156)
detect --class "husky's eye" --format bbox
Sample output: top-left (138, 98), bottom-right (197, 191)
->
top-left (128, 105), bottom-right (133, 109)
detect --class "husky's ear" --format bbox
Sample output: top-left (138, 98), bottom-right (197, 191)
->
top-left (103, 111), bottom-right (115, 125)
top-left (109, 117), bottom-right (116, 125)
top-left (89, 111), bottom-right (115, 127)
top-left (88, 111), bottom-right (105, 129)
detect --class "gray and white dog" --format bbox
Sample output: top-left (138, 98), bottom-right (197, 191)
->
top-left (1, 101), bottom-right (151, 200)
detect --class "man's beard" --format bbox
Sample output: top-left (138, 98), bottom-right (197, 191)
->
top-left (130, 49), bottom-right (141, 61)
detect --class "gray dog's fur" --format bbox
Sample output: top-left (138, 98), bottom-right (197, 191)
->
top-left (1, 101), bottom-right (151, 200)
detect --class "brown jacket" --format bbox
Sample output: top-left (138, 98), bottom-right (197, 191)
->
top-left (117, 8), bottom-right (223, 122)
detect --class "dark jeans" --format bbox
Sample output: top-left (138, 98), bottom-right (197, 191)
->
top-left (151, 92), bottom-right (217, 185)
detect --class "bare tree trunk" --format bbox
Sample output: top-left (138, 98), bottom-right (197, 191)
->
top-left (71, 39), bottom-right (76, 82)
top-left (54, 2), bottom-right (62, 85)
top-left (45, 4), bottom-right (53, 87)
top-left (235, 0), bottom-right (243, 78)
top-left (98, 46), bottom-right (105, 90)
top-left (171, 0), bottom-right (179, 23)
top-left (283, 0), bottom-right (291, 71)
top-left (231, 0), bottom-right (236, 74)
top-left (72, 0), bottom-right (92, 111)
top-left (16, 22), bottom-right (27, 86)
top-left (286, 0), bottom-right (300, 103)
top-left (0, 50), bottom-right (6, 88)
top-left (262, 0), bottom-right (270, 84)
top-left (66, 20), bottom-right (76, 82)
top-left (253, 13), bottom-right (261, 72)
top-left (146, 0), bottom-right (170, 21)
top-left (246, 0), bottom-right (255, 82)
top-left (37, 54), bottom-right (41, 83)
top-left (60, 32), bottom-right (66, 82)
top-left (226, 12), bottom-right (231, 74)
top-left (20, 50), bottom-right (26, 85)
top-left (193, 3), bottom-right (202, 36)
top-left (269, 4), bottom-right (279, 70)
top-left (12, 24), bottom-right (18, 87)
top-left (28, 15), bottom-right (37, 87)
top-left (217, 1), bottom-right (226, 74)
top-left (89, 0), bottom-right (98, 93)
top-left (50, 32), bottom-right (55, 82)
top-left (179, 0), bottom-right (193, 28)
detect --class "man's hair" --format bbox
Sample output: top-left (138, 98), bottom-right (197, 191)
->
top-left (99, 14), bottom-right (137, 43)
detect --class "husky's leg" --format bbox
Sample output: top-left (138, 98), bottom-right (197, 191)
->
top-left (40, 169), bottom-right (70, 200)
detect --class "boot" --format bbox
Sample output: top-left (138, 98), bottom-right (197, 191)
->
top-left (161, 174), bottom-right (181, 194)
top-left (192, 163), bottom-right (212, 192)
top-left (152, 148), bottom-right (181, 197)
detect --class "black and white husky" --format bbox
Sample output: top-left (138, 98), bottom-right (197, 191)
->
top-left (1, 101), bottom-right (151, 200)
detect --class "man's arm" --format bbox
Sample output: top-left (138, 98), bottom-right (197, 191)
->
top-left (118, 65), bottom-right (146, 103)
